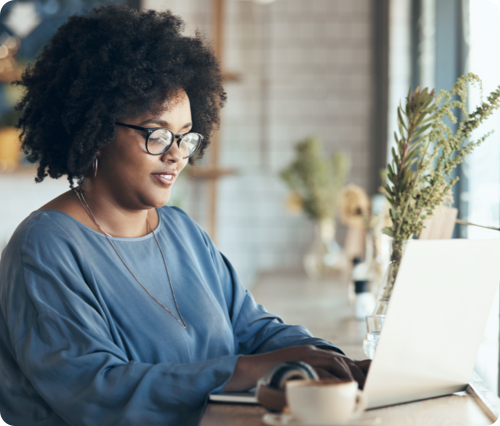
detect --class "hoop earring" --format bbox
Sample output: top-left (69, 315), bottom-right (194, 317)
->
top-left (93, 157), bottom-right (98, 178)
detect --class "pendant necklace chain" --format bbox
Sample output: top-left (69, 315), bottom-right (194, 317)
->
top-left (74, 186), bottom-right (187, 329)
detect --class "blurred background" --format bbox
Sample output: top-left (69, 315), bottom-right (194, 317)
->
top-left (0, 0), bottom-right (499, 403)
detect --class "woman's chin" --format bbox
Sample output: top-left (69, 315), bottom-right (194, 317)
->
top-left (151, 191), bottom-right (171, 208)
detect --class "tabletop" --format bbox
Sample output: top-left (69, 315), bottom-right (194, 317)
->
top-left (200, 271), bottom-right (500, 426)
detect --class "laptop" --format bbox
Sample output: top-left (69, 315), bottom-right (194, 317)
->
top-left (210, 239), bottom-right (500, 408)
top-left (363, 238), bottom-right (500, 408)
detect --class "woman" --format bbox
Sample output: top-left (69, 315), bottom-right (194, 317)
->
top-left (0, 5), bottom-right (369, 426)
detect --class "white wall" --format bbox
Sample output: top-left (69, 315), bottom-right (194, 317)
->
top-left (0, 174), bottom-right (68, 255)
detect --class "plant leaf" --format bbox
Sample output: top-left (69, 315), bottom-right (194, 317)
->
top-left (382, 227), bottom-right (394, 237)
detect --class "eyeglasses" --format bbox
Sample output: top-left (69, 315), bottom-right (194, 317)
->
top-left (115, 122), bottom-right (203, 158)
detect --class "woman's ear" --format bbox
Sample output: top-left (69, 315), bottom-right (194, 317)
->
top-left (84, 155), bottom-right (100, 179)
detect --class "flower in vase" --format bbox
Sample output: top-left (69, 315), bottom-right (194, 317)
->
top-left (285, 192), bottom-right (304, 214)
top-left (339, 184), bottom-right (371, 229)
top-left (383, 74), bottom-right (500, 295)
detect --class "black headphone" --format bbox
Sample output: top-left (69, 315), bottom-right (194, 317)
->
top-left (255, 361), bottom-right (319, 412)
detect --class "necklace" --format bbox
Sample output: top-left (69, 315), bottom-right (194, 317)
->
top-left (73, 186), bottom-right (187, 329)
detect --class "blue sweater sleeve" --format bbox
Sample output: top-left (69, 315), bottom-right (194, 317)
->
top-left (10, 222), bottom-right (240, 426)
top-left (200, 231), bottom-right (345, 356)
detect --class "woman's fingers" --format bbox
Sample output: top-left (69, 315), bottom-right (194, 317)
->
top-left (314, 368), bottom-right (336, 380)
top-left (347, 363), bottom-right (367, 389)
top-left (323, 356), bottom-right (354, 382)
top-left (312, 350), bottom-right (368, 388)
top-left (354, 359), bottom-right (371, 375)
top-left (351, 359), bottom-right (371, 389)
top-left (306, 347), bottom-right (354, 381)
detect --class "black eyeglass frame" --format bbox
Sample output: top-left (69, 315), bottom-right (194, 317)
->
top-left (115, 122), bottom-right (203, 158)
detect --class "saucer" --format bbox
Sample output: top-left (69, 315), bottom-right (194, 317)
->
top-left (262, 413), bottom-right (382, 426)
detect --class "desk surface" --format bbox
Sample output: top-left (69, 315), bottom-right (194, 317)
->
top-left (201, 272), bottom-right (499, 426)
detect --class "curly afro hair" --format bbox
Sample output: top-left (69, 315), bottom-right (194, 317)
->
top-left (15, 4), bottom-right (226, 187)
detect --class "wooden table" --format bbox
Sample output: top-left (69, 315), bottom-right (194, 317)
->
top-left (201, 271), bottom-right (500, 426)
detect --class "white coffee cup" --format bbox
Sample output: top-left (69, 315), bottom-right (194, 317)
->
top-left (286, 379), bottom-right (366, 425)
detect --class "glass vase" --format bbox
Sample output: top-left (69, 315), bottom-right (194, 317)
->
top-left (363, 239), bottom-right (406, 358)
top-left (362, 263), bottom-right (394, 359)
top-left (362, 314), bottom-right (385, 360)
top-left (365, 230), bottom-right (386, 296)
top-left (372, 260), bottom-right (396, 316)
top-left (303, 218), bottom-right (344, 280)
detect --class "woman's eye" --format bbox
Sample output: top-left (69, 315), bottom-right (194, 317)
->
top-left (149, 129), bottom-right (172, 144)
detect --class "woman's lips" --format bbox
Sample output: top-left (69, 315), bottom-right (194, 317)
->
top-left (151, 173), bottom-right (176, 187)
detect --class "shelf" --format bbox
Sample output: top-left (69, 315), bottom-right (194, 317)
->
top-left (0, 165), bottom-right (37, 176)
top-left (222, 70), bottom-right (240, 82)
top-left (188, 166), bottom-right (237, 180)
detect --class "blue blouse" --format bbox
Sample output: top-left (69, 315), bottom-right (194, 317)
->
top-left (0, 207), bottom-right (341, 426)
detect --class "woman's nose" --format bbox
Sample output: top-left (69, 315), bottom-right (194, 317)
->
top-left (161, 138), bottom-right (183, 163)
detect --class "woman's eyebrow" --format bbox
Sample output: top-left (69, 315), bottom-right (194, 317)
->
top-left (139, 118), bottom-right (192, 129)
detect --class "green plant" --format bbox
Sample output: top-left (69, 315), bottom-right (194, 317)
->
top-left (382, 73), bottom-right (500, 298)
top-left (280, 136), bottom-right (349, 221)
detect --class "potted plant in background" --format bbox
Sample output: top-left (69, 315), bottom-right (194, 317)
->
top-left (280, 136), bottom-right (349, 279)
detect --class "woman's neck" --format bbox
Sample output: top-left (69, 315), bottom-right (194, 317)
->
top-left (77, 181), bottom-right (158, 238)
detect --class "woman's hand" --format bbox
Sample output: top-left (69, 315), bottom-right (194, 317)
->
top-left (223, 345), bottom-right (371, 392)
